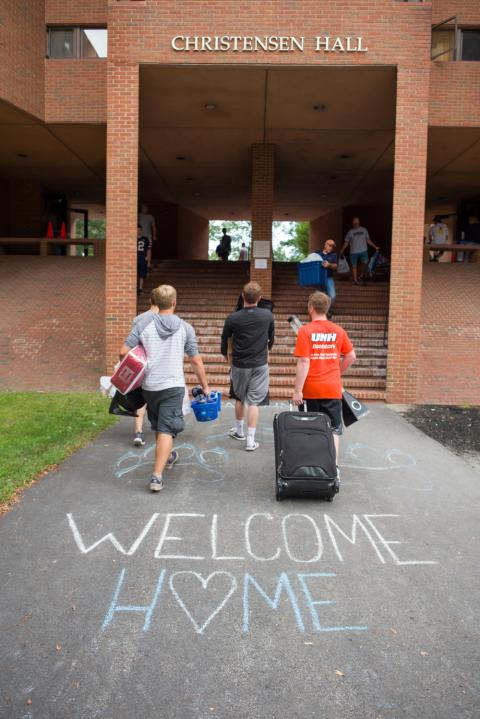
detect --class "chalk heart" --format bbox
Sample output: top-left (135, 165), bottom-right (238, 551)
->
top-left (169, 571), bottom-right (237, 634)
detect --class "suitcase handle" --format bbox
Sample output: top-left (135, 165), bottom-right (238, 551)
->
top-left (289, 401), bottom-right (305, 413)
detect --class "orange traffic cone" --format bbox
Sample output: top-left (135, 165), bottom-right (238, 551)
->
top-left (60, 221), bottom-right (67, 240)
top-left (46, 220), bottom-right (54, 238)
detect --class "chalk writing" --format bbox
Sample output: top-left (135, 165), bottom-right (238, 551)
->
top-left (101, 567), bottom-right (368, 635)
top-left (67, 512), bottom-right (438, 566)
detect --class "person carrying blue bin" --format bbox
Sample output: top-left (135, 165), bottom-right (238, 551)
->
top-left (221, 281), bottom-right (274, 452)
top-left (119, 284), bottom-right (210, 493)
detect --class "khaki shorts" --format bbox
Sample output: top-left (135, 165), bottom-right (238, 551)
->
top-left (230, 364), bottom-right (269, 406)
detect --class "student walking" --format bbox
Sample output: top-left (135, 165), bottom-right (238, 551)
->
top-left (137, 224), bottom-right (151, 295)
top-left (138, 203), bottom-right (157, 268)
top-left (317, 238), bottom-right (338, 312)
top-left (239, 242), bottom-right (249, 261)
top-left (340, 217), bottom-right (379, 286)
top-left (120, 285), bottom-right (210, 492)
top-left (292, 291), bottom-right (356, 463)
top-left (221, 281), bottom-right (274, 452)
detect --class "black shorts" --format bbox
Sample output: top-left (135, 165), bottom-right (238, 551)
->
top-left (305, 398), bottom-right (343, 435)
top-left (142, 387), bottom-right (185, 437)
top-left (137, 260), bottom-right (148, 279)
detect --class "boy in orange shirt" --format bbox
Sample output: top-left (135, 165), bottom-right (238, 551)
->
top-left (292, 291), bottom-right (356, 460)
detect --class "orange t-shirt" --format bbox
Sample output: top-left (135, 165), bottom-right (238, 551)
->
top-left (294, 320), bottom-right (354, 399)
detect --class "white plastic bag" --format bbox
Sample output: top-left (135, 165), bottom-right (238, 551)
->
top-left (300, 252), bottom-right (322, 263)
top-left (182, 386), bottom-right (191, 416)
top-left (337, 255), bottom-right (350, 274)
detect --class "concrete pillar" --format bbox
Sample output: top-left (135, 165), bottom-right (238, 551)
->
top-left (386, 65), bottom-right (430, 403)
top-left (250, 144), bottom-right (275, 298)
top-left (105, 62), bottom-right (139, 371)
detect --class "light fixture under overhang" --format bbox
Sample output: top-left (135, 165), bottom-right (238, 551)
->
top-left (176, 155), bottom-right (186, 161)
top-left (17, 153), bottom-right (28, 158)
top-left (204, 103), bottom-right (217, 111)
top-left (312, 104), bottom-right (326, 111)
top-left (193, 192), bottom-right (201, 198)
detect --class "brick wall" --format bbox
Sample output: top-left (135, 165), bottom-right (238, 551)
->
top-left (417, 264), bottom-right (480, 404)
top-left (0, 256), bottom-right (105, 392)
top-left (45, 59), bottom-right (107, 123)
top-left (309, 208), bottom-right (343, 253)
top-left (430, 63), bottom-right (480, 127)
top-left (432, 0), bottom-right (480, 25)
top-left (177, 206), bottom-right (209, 260)
top-left (0, 0), bottom-right (45, 119)
top-left (387, 63), bottom-right (431, 404)
top-left (105, 61), bottom-right (139, 370)
top-left (250, 144), bottom-right (275, 299)
top-left (45, 0), bottom-right (108, 25)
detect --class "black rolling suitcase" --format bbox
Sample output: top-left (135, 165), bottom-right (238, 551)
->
top-left (273, 409), bottom-right (339, 501)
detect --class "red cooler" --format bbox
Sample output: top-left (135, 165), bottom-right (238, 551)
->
top-left (111, 345), bottom-right (147, 394)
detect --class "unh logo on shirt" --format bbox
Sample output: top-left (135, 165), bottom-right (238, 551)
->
top-left (312, 333), bottom-right (337, 342)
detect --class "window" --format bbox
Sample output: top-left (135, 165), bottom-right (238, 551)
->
top-left (461, 30), bottom-right (480, 61)
top-left (47, 27), bottom-right (107, 58)
top-left (431, 29), bottom-right (455, 61)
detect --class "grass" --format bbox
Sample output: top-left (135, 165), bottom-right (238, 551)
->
top-left (0, 392), bottom-right (118, 510)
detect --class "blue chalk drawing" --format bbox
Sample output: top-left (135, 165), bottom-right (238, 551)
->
top-left (113, 442), bottom-right (229, 482)
top-left (341, 443), bottom-right (416, 471)
top-left (297, 573), bottom-right (368, 632)
top-left (169, 571), bottom-right (238, 634)
top-left (102, 568), bottom-right (166, 632)
top-left (242, 572), bottom-right (305, 634)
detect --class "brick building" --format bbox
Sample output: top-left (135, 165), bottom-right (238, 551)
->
top-left (0, 0), bottom-right (479, 404)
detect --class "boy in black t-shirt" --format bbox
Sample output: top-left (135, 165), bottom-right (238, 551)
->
top-left (137, 224), bottom-right (151, 295)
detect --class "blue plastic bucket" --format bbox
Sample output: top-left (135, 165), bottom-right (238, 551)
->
top-left (191, 392), bottom-right (221, 422)
top-left (297, 261), bottom-right (328, 287)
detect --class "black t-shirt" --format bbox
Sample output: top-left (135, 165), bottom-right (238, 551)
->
top-left (221, 307), bottom-right (275, 368)
top-left (317, 251), bottom-right (337, 277)
top-left (137, 235), bottom-right (150, 264)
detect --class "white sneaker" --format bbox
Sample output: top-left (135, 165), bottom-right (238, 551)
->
top-left (245, 441), bottom-right (259, 452)
top-left (229, 427), bottom-right (246, 441)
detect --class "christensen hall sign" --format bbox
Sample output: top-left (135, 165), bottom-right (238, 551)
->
top-left (171, 35), bottom-right (368, 53)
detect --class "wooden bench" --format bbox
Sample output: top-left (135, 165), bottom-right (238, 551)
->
top-left (425, 243), bottom-right (479, 262)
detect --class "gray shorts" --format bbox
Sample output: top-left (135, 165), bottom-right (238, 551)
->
top-left (142, 386), bottom-right (185, 437)
top-left (230, 364), bottom-right (269, 406)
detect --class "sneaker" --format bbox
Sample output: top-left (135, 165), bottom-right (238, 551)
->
top-left (133, 432), bottom-right (145, 447)
top-left (166, 450), bottom-right (179, 468)
top-left (245, 441), bottom-right (260, 452)
top-left (149, 475), bottom-right (164, 492)
top-left (229, 428), bottom-right (246, 441)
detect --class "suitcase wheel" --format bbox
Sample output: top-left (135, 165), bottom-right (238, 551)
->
top-left (326, 496), bottom-right (334, 502)
top-left (275, 481), bottom-right (283, 501)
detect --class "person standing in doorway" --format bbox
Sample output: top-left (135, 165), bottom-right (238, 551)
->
top-left (292, 291), bottom-right (356, 464)
top-left (340, 217), bottom-right (379, 286)
top-left (220, 227), bottom-right (232, 261)
top-left (137, 224), bottom-right (151, 295)
top-left (428, 215), bottom-right (449, 262)
top-left (239, 242), bottom-right (249, 261)
top-left (120, 285), bottom-right (210, 493)
top-left (221, 282), bottom-right (274, 452)
top-left (138, 203), bottom-right (157, 268)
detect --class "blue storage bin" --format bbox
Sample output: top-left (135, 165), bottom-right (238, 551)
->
top-left (191, 391), bottom-right (221, 422)
top-left (297, 261), bottom-right (328, 288)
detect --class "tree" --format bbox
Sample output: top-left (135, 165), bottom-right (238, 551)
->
top-left (272, 221), bottom-right (310, 261)
top-left (208, 220), bottom-right (251, 260)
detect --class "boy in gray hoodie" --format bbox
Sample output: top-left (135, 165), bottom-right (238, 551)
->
top-left (120, 285), bottom-right (210, 492)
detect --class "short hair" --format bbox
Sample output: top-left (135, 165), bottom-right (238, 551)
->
top-left (242, 281), bottom-right (262, 304)
top-left (325, 238), bottom-right (336, 247)
top-left (151, 285), bottom-right (177, 310)
top-left (308, 291), bottom-right (330, 315)
top-left (137, 224), bottom-right (142, 229)
top-left (222, 227), bottom-right (227, 232)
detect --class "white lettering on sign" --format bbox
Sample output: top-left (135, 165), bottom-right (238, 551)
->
top-left (171, 35), bottom-right (368, 54)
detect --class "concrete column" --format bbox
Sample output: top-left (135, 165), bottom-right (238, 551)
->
top-left (386, 65), bottom-right (430, 403)
top-left (250, 144), bottom-right (275, 298)
top-left (105, 62), bottom-right (139, 371)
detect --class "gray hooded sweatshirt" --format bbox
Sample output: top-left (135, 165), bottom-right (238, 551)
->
top-left (125, 311), bottom-right (198, 391)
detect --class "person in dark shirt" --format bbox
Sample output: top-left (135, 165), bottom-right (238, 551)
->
top-left (219, 227), bottom-right (232, 261)
top-left (316, 238), bottom-right (338, 313)
top-left (221, 281), bottom-right (274, 451)
top-left (137, 224), bottom-right (151, 295)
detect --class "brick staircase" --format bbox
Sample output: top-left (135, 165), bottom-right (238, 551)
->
top-left (139, 260), bottom-right (389, 401)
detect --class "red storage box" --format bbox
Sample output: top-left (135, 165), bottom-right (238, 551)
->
top-left (111, 345), bottom-right (147, 394)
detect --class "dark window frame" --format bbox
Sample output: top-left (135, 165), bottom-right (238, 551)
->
top-left (46, 26), bottom-right (107, 59)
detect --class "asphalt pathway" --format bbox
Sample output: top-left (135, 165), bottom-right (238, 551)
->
top-left (0, 403), bottom-right (479, 719)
